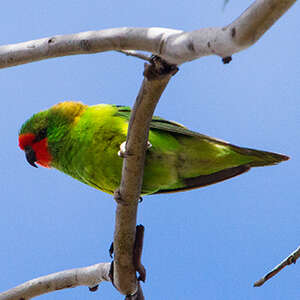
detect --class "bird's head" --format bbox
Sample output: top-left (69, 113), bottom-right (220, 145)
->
top-left (19, 110), bottom-right (52, 168)
top-left (18, 101), bottom-right (86, 168)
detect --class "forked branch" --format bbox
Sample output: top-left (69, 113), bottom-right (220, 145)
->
top-left (0, 0), bottom-right (296, 68)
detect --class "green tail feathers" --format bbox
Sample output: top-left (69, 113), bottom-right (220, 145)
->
top-left (230, 145), bottom-right (289, 167)
top-left (154, 147), bottom-right (289, 195)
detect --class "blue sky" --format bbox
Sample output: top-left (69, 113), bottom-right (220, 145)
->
top-left (1, 1), bottom-right (299, 299)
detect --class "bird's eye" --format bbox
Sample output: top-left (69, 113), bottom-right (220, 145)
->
top-left (34, 128), bottom-right (47, 142)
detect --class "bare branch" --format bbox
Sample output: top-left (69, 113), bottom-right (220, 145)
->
top-left (231, 0), bottom-right (296, 47)
top-left (162, 0), bottom-right (297, 64)
top-left (0, 0), bottom-right (296, 68)
top-left (112, 58), bottom-right (178, 295)
top-left (254, 246), bottom-right (300, 287)
top-left (0, 262), bottom-right (111, 300)
top-left (0, 28), bottom-right (180, 69)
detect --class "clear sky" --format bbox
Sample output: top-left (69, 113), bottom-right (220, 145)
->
top-left (1, 1), bottom-right (299, 300)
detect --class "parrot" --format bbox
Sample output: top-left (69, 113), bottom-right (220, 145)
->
top-left (18, 101), bottom-right (289, 195)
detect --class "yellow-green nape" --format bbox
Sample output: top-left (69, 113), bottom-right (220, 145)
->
top-left (50, 101), bottom-right (87, 122)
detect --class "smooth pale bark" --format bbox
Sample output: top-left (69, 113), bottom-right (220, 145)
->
top-left (0, 263), bottom-right (111, 300)
top-left (0, 0), bottom-right (296, 68)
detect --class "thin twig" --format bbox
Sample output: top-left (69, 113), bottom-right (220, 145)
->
top-left (254, 246), bottom-right (300, 287)
top-left (117, 50), bottom-right (151, 62)
top-left (133, 225), bottom-right (146, 282)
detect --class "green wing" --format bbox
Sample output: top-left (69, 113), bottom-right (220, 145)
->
top-left (115, 105), bottom-right (227, 143)
top-left (115, 105), bottom-right (288, 194)
top-left (115, 105), bottom-right (288, 166)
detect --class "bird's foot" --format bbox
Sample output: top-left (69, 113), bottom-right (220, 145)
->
top-left (146, 141), bottom-right (152, 150)
top-left (118, 141), bottom-right (131, 158)
top-left (118, 141), bottom-right (152, 158)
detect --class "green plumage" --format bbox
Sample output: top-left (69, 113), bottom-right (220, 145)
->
top-left (19, 101), bottom-right (289, 195)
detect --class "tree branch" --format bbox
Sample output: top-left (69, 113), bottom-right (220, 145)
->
top-left (1, 0), bottom-right (297, 298)
top-left (0, 262), bottom-right (111, 300)
top-left (254, 246), bottom-right (300, 287)
top-left (163, 0), bottom-right (297, 64)
top-left (112, 57), bottom-right (178, 296)
top-left (0, 0), bottom-right (295, 68)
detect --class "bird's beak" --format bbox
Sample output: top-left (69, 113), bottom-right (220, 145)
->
top-left (24, 145), bottom-right (38, 168)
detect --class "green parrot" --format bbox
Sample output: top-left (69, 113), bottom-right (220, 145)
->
top-left (18, 101), bottom-right (288, 195)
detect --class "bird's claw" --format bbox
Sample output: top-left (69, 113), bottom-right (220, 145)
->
top-left (118, 141), bottom-right (152, 158)
top-left (146, 141), bottom-right (152, 150)
top-left (118, 141), bottom-right (131, 158)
